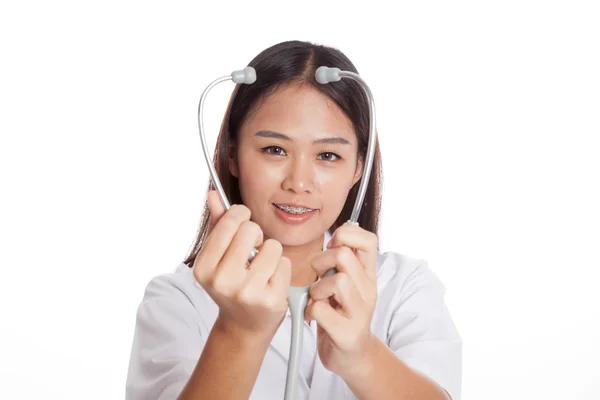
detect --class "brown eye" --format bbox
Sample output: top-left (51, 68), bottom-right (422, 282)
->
top-left (263, 146), bottom-right (286, 156)
top-left (318, 152), bottom-right (341, 162)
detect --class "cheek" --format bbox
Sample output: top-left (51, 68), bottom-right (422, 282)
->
top-left (314, 160), bottom-right (357, 186)
top-left (238, 155), bottom-right (280, 186)
top-left (318, 169), bottom-right (356, 210)
top-left (236, 154), bottom-right (281, 205)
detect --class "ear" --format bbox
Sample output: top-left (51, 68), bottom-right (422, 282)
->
top-left (228, 142), bottom-right (239, 178)
top-left (352, 155), bottom-right (364, 186)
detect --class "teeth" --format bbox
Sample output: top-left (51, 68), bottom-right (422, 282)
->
top-left (275, 204), bottom-right (314, 214)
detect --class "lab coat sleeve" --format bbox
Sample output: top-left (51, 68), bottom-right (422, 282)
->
top-left (125, 273), bottom-right (205, 400)
top-left (387, 259), bottom-right (463, 400)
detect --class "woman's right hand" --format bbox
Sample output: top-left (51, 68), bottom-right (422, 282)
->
top-left (192, 190), bottom-right (292, 341)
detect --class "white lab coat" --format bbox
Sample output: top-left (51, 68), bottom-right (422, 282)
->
top-left (126, 230), bottom-right (462, 399)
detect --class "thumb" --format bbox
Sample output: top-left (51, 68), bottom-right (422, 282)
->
top-left (304, 297), bottom-right (314, 324)
top-left (206, 190), bottom-right (226, 236)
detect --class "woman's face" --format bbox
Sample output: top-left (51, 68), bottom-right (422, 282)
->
top-left (229, 82), bottom-right (363, 247)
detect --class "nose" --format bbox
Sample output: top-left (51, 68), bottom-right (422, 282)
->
top-left (282, 153), bottom-right (315, 193)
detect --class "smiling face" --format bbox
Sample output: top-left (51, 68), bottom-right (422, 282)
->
top-left (229, 82), bottom-right (363, 247)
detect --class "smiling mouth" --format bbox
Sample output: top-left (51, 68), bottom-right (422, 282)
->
top-left (273, 203), bottom-right (317, 214)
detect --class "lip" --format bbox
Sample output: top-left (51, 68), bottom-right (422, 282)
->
top-left (272, 203), bottom-right (318, 225)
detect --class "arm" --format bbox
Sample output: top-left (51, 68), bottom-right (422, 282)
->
top-left (343, 259), bottom-right (462, 400)
top-left (125, 274), bottom-right (275, 400)
top-left (306, 229), bottom-right (462, 399)
top-left (341, 334), bottom-right (452, 400)
top-left (177, 317), bottom-right (272, 400)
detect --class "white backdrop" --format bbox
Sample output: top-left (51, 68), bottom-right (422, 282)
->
top-left (1, 1), bottom-right (598, 399)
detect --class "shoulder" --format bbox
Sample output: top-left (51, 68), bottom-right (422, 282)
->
top-left (126, 263), bottom-right (211, 399)
top-left (374, 251), bottom-right (462, 399)
top-left (373, 250), bottom-right (458, 338)
top-left (135, 262), bottom-right (216, 331)
top-left (141, 262), bottom-right (199, 303)
top-left (375, 250), bottom-right (446, 299)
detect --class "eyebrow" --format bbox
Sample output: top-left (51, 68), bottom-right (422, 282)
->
top-left (254, 130), bottom-right (351, 145)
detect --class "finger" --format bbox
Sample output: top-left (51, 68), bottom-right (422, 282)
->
top-left (326, 223), bottom-right (378, 280)
top-left (193, 204), bottom-right (253, 280)
top-left (218, 220), bottom-right (263, 275)
top-left (309, 272), bottom-right (362, 318)
top-left (267, 255), bottom-right (292, 297)
top-left (305, 298), bottom-right (348, 340)
top-left (211, 220), bottom-right (262, 296)
top-left (310, 247), bottom-right (367, 301)
top-left (304, 297), bottom-right (314, 324)
top-left (206, 190), bottom-right (226, 236)
top-left (207, 192), bottom-right (264, 247)
top-left (245, 239), bottom-right (284, 286)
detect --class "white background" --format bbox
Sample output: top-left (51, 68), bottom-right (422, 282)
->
top-left (1, 1), bottom-right (598, 399)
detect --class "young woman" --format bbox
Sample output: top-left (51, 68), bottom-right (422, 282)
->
top-left (126, 40), bottom-right (462, 400)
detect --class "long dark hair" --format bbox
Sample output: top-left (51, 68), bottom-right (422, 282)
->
top-left (183, 40), bottom-right (383, 268)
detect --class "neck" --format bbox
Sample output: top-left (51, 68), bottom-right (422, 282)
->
top-left (281, 234), bottom-right (324, 287)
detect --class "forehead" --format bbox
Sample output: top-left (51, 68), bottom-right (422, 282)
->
top-left (240, 83), bottom-right (355, 142)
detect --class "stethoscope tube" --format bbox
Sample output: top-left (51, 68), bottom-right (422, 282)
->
top-left (197, 65), bottom-right (377, 400)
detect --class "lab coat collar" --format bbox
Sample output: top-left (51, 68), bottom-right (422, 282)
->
top-left (284, 229), bottom-right (332, 318)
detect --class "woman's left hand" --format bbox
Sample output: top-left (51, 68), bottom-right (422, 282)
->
top-left (305, 222), bottom-right (379, 381)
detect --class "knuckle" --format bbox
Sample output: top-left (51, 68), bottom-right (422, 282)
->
top-left (239, 220), bottom-right (254, 233)
top-left (247, 221), bottom-right (263, 238)
top-left (279, 255), bottom-right (291, 268)
top-left (336, 246), bottom-right (353, 263)
top-left (212, 273), bottom-right (233, 296)
top-left (263, 294), bottom-right (279, 310)
top-left (312, 301), bottom-right (327, 319)
top-left (338, 228), bottom-right (348, 239)
top-left (336, 272), bottom-right (350, 288)
top-left (222, 205), bottom-right (250, 227)
top-left (220, 215), bottom-right (239, 233)
top-left (264, 238), bottom-right (283, 255)
top-left (238, 221), bottom-right (263, 245)
top-left (235, 286), bottom-right (255, 305)
top-left (237, 220), bottom-right (261, 241)
top-left (233, 204), bottom-right (252, 220)
top-left (369, 232), bottom-right (378, 247)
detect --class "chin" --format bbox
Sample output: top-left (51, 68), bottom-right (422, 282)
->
top-left (262, 222), bottom-right (323, 247)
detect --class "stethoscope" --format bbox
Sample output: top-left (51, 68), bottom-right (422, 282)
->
top-left (197, 65), bottom-right (377, 400)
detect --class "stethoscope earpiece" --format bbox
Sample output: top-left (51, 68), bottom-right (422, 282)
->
top-left (315, 66), bottom-right (341, 84)
top-left (231, 66), bottom-right (257, 84)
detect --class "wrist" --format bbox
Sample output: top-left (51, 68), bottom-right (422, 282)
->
top-left (213, 315), bottom-right (274, 349)
top-left (340, 333), bottom-right (378, 384)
